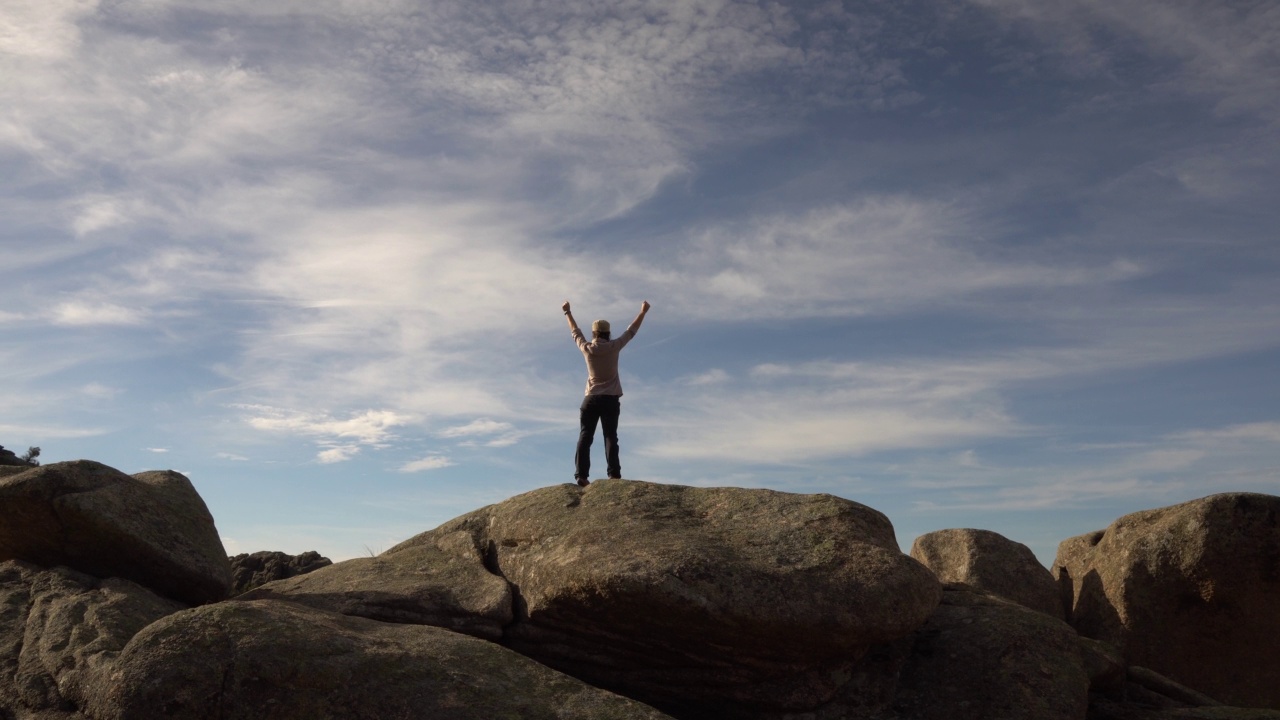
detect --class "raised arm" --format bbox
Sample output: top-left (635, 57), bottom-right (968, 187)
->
top-left (627, 300), bottom-right (650, 334)
top-left (562, 300), bottom-right (580, 334)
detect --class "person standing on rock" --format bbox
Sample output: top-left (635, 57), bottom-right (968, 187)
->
top-left (562, 299), bottom-right (650, 487)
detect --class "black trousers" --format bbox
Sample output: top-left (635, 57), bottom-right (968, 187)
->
top-left (575, 395), bottom-right (621, 480)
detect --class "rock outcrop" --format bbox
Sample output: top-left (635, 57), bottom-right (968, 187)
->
top-left (229, 550), bottom-right (331, 594)
top-left (3, 458), bottom-right (1279, 720)
top-left (0, 461), bottom-right (232, 606)
top-left (248, 479), bottom-right (942, 718)
top-left (911, 527), bottom-right (1064, 618)
top-left (97, 600), bottom-right (674, 720)
top-left (1055, 492), bottom-right (1280, 710)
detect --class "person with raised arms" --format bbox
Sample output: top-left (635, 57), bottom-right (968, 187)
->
top-left (562, 299), bottom-right (650, 486)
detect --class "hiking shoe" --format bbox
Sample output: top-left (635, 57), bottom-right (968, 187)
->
top-left (607, 475), bottom-right (621, 480)
top-left (576, 477), bottom-right (590, 487)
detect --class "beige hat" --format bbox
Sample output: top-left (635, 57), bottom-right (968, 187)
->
top-left (592, 319), bottom-right (611, 333)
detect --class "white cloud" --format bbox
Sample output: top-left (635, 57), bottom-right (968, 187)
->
top-left (643, 359), bottom-right (1020, 463)
top-left (145, 447), bottom-right (169, 453)
top-left (71, 196), bottom-right (129, 236)
top-left (637, 321), bottom-right (1280, 468)
top-left (317, 446), bottom-right (359, 464)
top-left (1171, 421), bottom-right (1280, 445)
top-left (0, 0), bottom-right (97, 59)
top-left (216, 452), bottom-right (249, 461)
top-left (80, 382), bottom-right (122, 399)
top-left (684, 369), bottom-right (730, 386)
top-left (399, 455), bottom-right (455, 473)
top-left (647, 405), bottom-right (1012, 464)
top-left (0, 423), bottom-right (105, 439)
top-left (51, 301), bottom-right (145, 326)
top-left (241, 407), bottom-right (412, 445)
top-left (436, 419), bottom-right (514, 438)
top-left (239, 407), bottom-right (412, 463)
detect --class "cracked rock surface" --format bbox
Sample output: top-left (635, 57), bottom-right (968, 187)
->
top-left (0, 560), bottom-right (184, 719)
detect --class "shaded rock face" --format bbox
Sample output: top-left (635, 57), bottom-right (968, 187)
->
top-left (239, 531), bottom-right (513, 641)
top-left (911, 528), bottom-right (1064, 618)
top-left (0, 560), bottom-right (184, 719)
top-left (1056, 492), bottom-right (1280, 710)
top-left (98, 599), bottom-right (674, 720)
top-left (228, 550), bottom-right (331, 594)
top-left (1077, 636), bottom-right (1127, 695)
top-left (0, 462), bottom-right (232, 606)
top-left (888, 584), bottom-right (1089, 720)
top-left (249, 479), bottom-right (942, 718)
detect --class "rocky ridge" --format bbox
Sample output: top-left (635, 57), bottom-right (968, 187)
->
top-left (1, 460), bottom-right (1278, 719)
top-left (229, 550), bottom-right (332, 594)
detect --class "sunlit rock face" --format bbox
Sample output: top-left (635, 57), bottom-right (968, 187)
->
top-left (911, 527), bottom-right (1065, 618)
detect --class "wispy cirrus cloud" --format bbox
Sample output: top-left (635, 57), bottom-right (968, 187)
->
top-left (51, 301), bottom-right (146, 327)
top-left (906, 420), bottom-right (1280, 515)
top-left (436, 420), bottom-right (515, 439)
top-left (625, 198), bottom-right (1146, 319)
top-left (399, 455), bottom-right (455, 473)
top-left (969, 0), bottom-right (1280, 115)
top-left (639, 296), bottom-right (1280, 468)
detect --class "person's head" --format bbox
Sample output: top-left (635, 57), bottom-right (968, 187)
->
top-left (592, 319), bottom-right (611, 341)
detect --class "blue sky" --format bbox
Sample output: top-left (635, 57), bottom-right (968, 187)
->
top-left (3, 0), bottom-right (1278, 565)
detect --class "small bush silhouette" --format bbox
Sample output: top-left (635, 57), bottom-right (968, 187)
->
top-left (20, 447), bottom-right (40, 466)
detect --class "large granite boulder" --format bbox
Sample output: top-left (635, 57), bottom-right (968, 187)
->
top-left (95, 599), bottom-right (674, 720)
top-left (229, 550), bottom-right (331, 594)
top-left (1, 559), bottom-right (184, 718)
top-left (249, 480), bottom-right (941, 717)
top-left (1056, 492), bottom-right (1280, 709)
top-left (0, 461), bottom-right (232, 605)
top-left (887, 584), bottom-right (1088, 720)
top-left (911, 528), bottom-right (1064, 618)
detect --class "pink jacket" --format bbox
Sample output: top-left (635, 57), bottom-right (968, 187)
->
top-left (571, 321), bottom-right (641, 396)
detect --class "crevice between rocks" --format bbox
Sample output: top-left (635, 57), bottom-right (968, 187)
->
top-left (479, 539), bottom-right (527, 646)
top-left (216, 660), bottom-right (233, 720)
